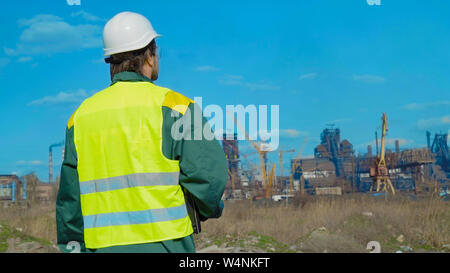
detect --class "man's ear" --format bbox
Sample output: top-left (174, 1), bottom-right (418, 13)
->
top-left (146, 54), bottom-right (154, 68)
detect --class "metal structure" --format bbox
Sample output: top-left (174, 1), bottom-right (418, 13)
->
top-left (426, 131), bottom-right (431, 150)
top-left (222, 133), bottom-right (241, 197)
top-left (370, 113), bottom-right (395, 195)
top-left (314, 127), bottom-right (353, 177)
top-left (395, 140), bottom-right (400, 153)
top-left (430, 132), bottom-right (449, 172)
top-left (49, 141), bottom-right (64, 183)
top-left (367, 145), bottom-right (373, 158)
top-left (289, 136), bottom-right (308, 194)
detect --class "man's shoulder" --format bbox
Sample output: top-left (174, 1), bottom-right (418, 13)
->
top-left (67, 109), bottom-right (78, 130)
top-left (161, 88), bottom-right (194, 116)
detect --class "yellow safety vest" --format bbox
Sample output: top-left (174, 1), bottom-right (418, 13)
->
top-left (69, 81), bottom-right (193, 249)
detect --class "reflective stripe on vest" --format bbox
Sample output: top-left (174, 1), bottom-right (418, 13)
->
top-left (83, 204), bottom-right (188, 229)
top-left (74, 81), bottom-right (193, 249)
top-left (79, 172), bottom-right (180, 195)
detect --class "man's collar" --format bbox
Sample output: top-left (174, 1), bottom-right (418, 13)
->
top-left (112, 71), bottom-right (153, 84)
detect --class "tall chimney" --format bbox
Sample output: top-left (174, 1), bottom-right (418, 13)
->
top-left (367, 145), bottom-right (372, 157)
top-left (375, 131), bottom-right (379, 157)
top-left (426, 131), bottom-right (431, 150)
top-left (49, 141), bottom-right (64, 183)
top-left (49, 149), bottom-right (53, 183)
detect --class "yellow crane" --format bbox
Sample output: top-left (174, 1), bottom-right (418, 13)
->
top-left (279, 149), bottom-right (295, 178)
top-left (225, 111), bottom-right (271, 197)
top-left (265, 163), bottom-right (276, 199)
top-left (370, 113), bottom-right (396, 195)
top-left (246, 147), bottom-right (294, 195)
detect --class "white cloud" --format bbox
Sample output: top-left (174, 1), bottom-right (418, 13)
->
top-left (5, 14), bottom-right (102, 56)
top-left (16, 160), bottom-right (44, 166)
top-left (280, 129), bottom-right (308, 138)
top-left (256, 129), bottom-right (308, 139)
top-left (71, 11), bottom-right (105, 22)
top-left (326, 118), bottom-right (352, 124)
top-left (28, 89), bottom-right (89, 106)
top-left (245, 82), bottom-right (280, 91)
top-left (299, 73), bottom-right (317, 80)
top-left (67, 0), bottom-right (81, 6)
top-left (196, 65), bottom-right (219, 72)
top-left (219, 75), bottom-right (280, 91)
top-left (218, 75), bottom-right (244, 86)
top-left (224, 75), bottom-right (244, 80)
top-left (353, 74), bottom-right (386, 84)
top-left (416, 115), bottom-right (450, 130)
top-left (17, 56), bottom-right (32, 63)
top-left (403, 101), bottom-right (450, 111)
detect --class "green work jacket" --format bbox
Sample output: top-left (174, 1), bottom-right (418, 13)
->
top-left (56, 71), bottom-right (227, 253)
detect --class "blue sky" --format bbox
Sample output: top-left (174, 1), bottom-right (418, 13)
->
top-left (0, 0), bottom-right (449, 181)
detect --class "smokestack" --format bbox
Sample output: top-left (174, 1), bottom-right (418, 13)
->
top-left (49, 141), bottom-right (64, 183)
top-left (426, 131), bottom-right (431, 150)
top-left (367, 145), bottom-right (372, 157)
top-left (49, 149), bottom-right (53, 183)
top-left (395, 140), bottom-right (400, 153)
top-left (375, 131), bottom-right (379, 157)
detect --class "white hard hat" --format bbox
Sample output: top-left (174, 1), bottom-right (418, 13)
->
top-left (103, 11), bottom-right (161, 56)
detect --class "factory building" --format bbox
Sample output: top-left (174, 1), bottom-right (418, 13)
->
top-left (0, 175), bottom-right (25, 206)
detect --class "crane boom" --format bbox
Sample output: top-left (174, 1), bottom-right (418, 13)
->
top-left (379, 113), bottom-right (388, 164)
top-left (370, 113), bottom-right (395, 195)
top-left (225, 110), bottom-right (270, 196)
top-left (279, 149), bottom-right (295, 177)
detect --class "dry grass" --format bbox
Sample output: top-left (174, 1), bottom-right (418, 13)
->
top-left (1, 193), bottom-right (449, 253)
top-left (199, 193), bottom-right (450, 252)
top-left (0, 203), bottom-right (56, 244)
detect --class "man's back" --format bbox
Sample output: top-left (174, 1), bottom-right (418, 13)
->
top-left (73, 80), bottom-right (193, 249)
top-left (57, 72), bottom-right (227, 253)
top-left (75, 81), bottom-right (179, 179)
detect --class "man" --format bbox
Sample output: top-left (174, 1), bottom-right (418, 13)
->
top-left (56, 11), bottom-right (227, 253)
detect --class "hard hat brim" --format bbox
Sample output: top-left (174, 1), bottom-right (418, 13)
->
top-left (103, 33), bottom-right (162, 57)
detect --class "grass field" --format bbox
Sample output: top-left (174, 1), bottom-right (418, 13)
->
top-left (195, 193), bottom-right (450, 253)
top-left (0, 193), bottom-right (449, 253)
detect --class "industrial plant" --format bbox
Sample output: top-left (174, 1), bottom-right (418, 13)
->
top-left (1, 113), bottom-right (449, 207)
top-left (0, 142), bottom-right (64, 207)
top-left (222, 113), bottom-right (450, 201)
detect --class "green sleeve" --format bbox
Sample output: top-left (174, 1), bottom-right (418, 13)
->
top-left (56, 126), bottom-right (86, 253)
top-left (162, 102), bottom-right (227, 220)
